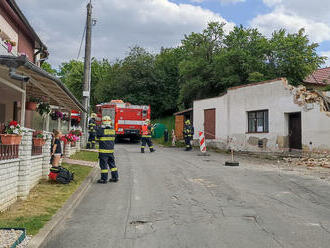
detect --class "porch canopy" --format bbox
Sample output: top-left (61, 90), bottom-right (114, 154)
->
top-left (0, 55), bottom-right (86, 113)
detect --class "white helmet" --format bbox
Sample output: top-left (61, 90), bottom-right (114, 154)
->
top-left (102, 116), bottom-right (112, 126)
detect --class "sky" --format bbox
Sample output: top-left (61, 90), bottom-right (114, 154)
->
top-left (16, 0), bottom-right (330, 68)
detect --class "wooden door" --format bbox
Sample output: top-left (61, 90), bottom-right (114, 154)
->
top-left (204, 109), bottom-right (216, 139)
top-left (175, 115), bottom-right (184, 140)
top-left (289, 112), bottom-right (302, 150)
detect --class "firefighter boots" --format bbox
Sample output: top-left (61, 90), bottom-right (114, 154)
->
top-left (97, 179), bottom-right (107, 184)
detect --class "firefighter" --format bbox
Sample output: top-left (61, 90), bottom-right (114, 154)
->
top-left (141, 119), bottom-right (155, 153)
top-left (87, 113), bottom-right (97, 149)
top-left (96, 116), bottom-right (119, 184)
top-left (183, 119), bottom-right (194, 151)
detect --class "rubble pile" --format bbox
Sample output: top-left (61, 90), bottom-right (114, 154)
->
top-left (284, 156), bottom-right (330, 168)
top-left (287, 85), bottom-right (330, 116)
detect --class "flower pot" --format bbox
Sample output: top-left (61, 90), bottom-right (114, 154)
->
top-left (33, 138), bottom-right (46, 146)
top-left (26, 102), bottom-right (38, 111)
top-left (0, 134), bottom-right (22, 145)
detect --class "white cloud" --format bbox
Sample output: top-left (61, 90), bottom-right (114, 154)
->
top-left (250, 8), bottom-right (330, 43)
top-left (219, 0), bottom-right (245, 4)
top-left (262, 0), bottom-right (282, 7)
top-left (250, 1), bottom-right (330, 44)
top-left (321, 51), bottom-right (330, 67)
top-left (16, 0), bottom-right (234, 67)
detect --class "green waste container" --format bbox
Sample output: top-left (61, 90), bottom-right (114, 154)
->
top-left (152, 123), bottom-right (166, 138)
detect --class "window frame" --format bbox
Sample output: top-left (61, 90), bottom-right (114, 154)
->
top-left (247, 109), bottom-right (269, 133)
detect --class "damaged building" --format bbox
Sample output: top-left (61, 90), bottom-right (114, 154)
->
top-left (193, 78), bottom-right (330, 152)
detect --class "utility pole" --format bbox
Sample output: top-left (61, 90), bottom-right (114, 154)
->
top-left (82, 1), bottom-right (92, 140)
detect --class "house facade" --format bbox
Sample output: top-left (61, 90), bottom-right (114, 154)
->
top-left (193, 78), bottom-right (330, 152)
top-left (0, 1), bottom-right (85, 211)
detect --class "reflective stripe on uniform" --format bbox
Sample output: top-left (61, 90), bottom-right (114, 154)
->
top-left (142, 135), bottom-right (152, 138)
top-left (92, 141), bottom-right (96, 143)
top-left (99, 149), bottom-right (114, 153)
top-left (110, 168), bottom-right (118, 172)
top-left (141, 146), bottom-right (145, 148)
top-left (101, 169), bottom-right (108, 173)
top-left (104, 129), bottom-right (116, 135)
top-left (150, 146), bottom-right (154, 148)
top-left (100, 137), bottom-right (115, 141)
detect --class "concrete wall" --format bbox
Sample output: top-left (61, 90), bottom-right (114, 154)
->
top-left (0, 129), bottom-right (79, 212)
top-left (193, 79), bottom-right (330, 152)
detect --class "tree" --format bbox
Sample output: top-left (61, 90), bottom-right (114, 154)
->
top-left (41, 61), bottom-right (57, 75)
top-left (178, 22), bottom-right (227, 108)
top-left (267, 28), bottom-right (326, 85)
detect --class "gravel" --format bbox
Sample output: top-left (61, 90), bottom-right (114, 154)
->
top-left (16, 235), bottom-right (31, 248)
top-left (0, 229), bottom-right (30, 248)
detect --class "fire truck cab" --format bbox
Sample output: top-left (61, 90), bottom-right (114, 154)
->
top-left (95, 100), bottom-right (151, 141)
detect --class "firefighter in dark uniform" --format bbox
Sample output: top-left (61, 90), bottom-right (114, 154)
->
top-left (183, 119), bottom-right (194, 151)
top-left (96, 116), bottom-right (119, 184)
top-left (141, 119), bottom-right (155, 153)
top-left (87, 113), bottom-right (97, 149)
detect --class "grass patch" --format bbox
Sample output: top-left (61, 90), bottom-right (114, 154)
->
top-left (152, 116), bottom-right (175, 147)
top-left (0, 163), bottom-right (92, 235)
top-left (70, 151), bottom-right (98, 162)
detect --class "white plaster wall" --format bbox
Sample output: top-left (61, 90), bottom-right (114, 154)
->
top-left (193, 79), bottom-right (330, 152)
top-left (0, 14), bottom-right (18, 55)
top-left (302, 105), bottom-right (330, 150)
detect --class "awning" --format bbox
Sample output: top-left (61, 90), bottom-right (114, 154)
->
top-left (0, 55), bottom-right (86, 112)
top-left (174, 108), bottom-right (193, 116)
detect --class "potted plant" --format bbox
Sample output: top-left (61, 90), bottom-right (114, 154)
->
top-left (0, 120), bottom-right (23, 145)
top-left (37, 97), bottom-right (51, 118)
top-left (70, 129), bottom-right (82, 137)
top-left (33, 132), bottom-right (46, 146)
top-left (26, 97), bottom-right (40, 111)
top-left (50, 110), bottom-right (64, 121)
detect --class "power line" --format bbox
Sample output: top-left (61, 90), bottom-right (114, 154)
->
top-left (77, 23), bottom-right (87, 60)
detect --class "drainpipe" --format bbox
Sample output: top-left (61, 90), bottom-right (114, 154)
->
top-left (9, 67), bottom-right (30, 82)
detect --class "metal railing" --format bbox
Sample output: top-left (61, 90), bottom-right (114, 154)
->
top-left (31, 144), bottom-right (42, 156)
top-left (0, 144), bottom-right (19, 160)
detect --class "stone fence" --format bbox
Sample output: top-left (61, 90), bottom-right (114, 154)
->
top-left (0, 129), bottom-right (83, 212)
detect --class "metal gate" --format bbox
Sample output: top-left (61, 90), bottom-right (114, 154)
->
top-left (204, 109), bottom-right (216, 139)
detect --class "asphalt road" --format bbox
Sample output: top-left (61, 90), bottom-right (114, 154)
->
top-left (45, 144), bottom-right (330, 248)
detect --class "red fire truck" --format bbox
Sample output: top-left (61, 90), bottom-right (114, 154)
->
top-left (95, 100), bottom-right (151, 141)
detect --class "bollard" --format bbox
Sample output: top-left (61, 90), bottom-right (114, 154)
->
top-left (198, 131), bottom-right (209, 156)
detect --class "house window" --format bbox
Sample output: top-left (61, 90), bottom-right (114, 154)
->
top-left (248, 110), bottom-right (269, 133)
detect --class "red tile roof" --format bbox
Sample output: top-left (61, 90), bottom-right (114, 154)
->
top-left (304, 67), bottom-right (330, 85)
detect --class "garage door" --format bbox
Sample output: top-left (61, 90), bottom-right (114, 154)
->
top-left (204, 109), bottom-right (215, 139)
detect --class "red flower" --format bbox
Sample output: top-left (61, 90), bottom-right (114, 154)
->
top-left (10, 121), bottom-right (18, 126)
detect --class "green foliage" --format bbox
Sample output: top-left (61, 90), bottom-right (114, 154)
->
top-left (56, 22), bottom-right (325, 116)
top-left (41, 61), bottom-right (57, 75)
top-left (58, 60), bottom-right (84, 103)
top-left (0, 163), bottom-right (92, 235)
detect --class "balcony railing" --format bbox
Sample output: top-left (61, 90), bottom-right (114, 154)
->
top-left (0, 144), bottom-right (19, 160)
top-left (31, 144), bottom-right (42, 156)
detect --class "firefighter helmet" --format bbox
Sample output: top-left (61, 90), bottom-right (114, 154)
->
top-left (91, 113), bottom-right (97, 118)
top-left (185, 119), bottom-right (191, 125)
top-left (102, 116), bottom-right (112, 126)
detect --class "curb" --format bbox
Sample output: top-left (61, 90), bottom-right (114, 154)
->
top-left (28, 167), bottom-right (98, 248)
